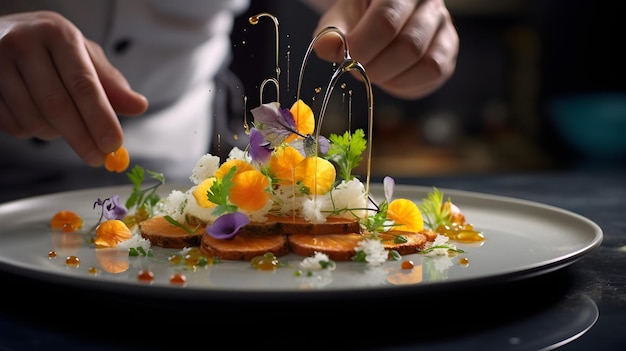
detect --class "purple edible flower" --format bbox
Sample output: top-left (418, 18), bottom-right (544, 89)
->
top-left (248, 127), bottom-right (274, 164)
top-left (250, 102), bottom-right (296, 147)
top-left (93, 194), bottom-right (128, 221)
top-left (206, 212), bottom-right (250, 240)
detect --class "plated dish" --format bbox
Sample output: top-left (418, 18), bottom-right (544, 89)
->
top-left (0, 183), bottom-right (602, 301)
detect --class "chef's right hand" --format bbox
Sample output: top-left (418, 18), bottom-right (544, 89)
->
top-left (0, 11), bottom-right (148, 167)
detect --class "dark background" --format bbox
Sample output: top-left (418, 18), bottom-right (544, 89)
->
top-left (228, 0), bottom-right (626, 177)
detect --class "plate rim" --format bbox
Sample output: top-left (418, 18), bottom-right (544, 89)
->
top-left (0, 183), bottom-right (603, 302)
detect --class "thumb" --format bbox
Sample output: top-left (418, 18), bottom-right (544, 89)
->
top-left (85, 39), bottom-right (148, 116)
top-left (312, 0), bottom-right (367, 63)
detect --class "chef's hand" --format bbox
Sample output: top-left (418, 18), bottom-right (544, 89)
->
top-left (312, 0), bottom-right (459, 99)
top-left (0, 11), bottom-right (148, 167)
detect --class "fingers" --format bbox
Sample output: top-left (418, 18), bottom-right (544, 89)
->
top-left (312, 0), bottom-right (459, 99)
top-left (14, 13), bottom-right (120, 166)
top-left (377, 13), bottom-right (459, 99)
top-left (0, 11), bottom-right (147, 167)
top-left (0, 55), bottom-right (58, 140)
top-left (311, 0), bottom-right (367, 63)
top-left (86, 39), bottom-right (148, 117)
top-left (343, 0), bottom-right (419, 65)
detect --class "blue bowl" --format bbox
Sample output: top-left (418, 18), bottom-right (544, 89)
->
top-left (549, 93), bottom-right (626, 160)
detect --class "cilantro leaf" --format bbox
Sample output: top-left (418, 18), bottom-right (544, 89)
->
top-left (206, 166), bottom-right (238, 216)
top-left (324, 129), bottom-right (367, 181)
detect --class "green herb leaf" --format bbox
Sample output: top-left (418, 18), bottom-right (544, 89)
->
top-left (206, 166), bottom-right (238, 216)
top-left (125, 165), bottom-right (165, 216)
top-left (324, 129), bottom-right (367, 181)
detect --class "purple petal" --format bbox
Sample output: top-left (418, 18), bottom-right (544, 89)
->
top-left (317, 136), bottom-right (330, 155)
top-left (277, 106), bottom-right (296, 130)
top-left (383, 176), bottom-right (395, 203)
top-left (250, 102), bottom-right (297, 147)
top-left (94, 195), bottom-right (128, 220)
top-left (206, 212), bottom-right (250, 240)
top-left (248, 128), bottom-right (274, 164)
top-left (250, 102), bottom-right (282, 124)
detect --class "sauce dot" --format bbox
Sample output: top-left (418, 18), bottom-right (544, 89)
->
top-left (88, 267), bottom-right (99, 275)
top-left (48, 251), bottom-right (57, 259)
top-left (251, 252), bottom-right (279, 271)
top-left (401, 260), bottom-right (414, 270)
top-left (459, 257), bottom-right (470, 267)
top-left (65, 255), bottom-right (80, 267)
top-left (169, 273), bottom-right (187, 285)
top-left (50, 211), bottom-right (83, 231)
top-left (137, 270), bottom-right (154, 283)
top-left (168, 254), bottom-right (182, 265)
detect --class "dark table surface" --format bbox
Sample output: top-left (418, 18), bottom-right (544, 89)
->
top-left (0, 165), bottom-right (624, 350)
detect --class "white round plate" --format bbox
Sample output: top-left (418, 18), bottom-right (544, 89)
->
top-left (0, 183), bottom-right (602, 301)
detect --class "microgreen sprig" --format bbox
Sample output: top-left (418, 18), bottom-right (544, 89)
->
top-left (418, 187), bottom-right (451, 230)
top-left (125, 165), bottom-right (165, 215)
top-left (417, 246), bottom-right (465, 255)
top-left (163, 215), bottom-right (200, 234)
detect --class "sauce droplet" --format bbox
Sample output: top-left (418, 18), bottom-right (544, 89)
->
top-left (169, 273), bottom-right (187, 285)
top-left (137, 270), bottom-right (155, 283)
top-left (251, 252), bottom-right (280, 271)
top-left (65, 255), bottom-right (80, 267)
top-left (401, 260), bottom-right (415, 270)
top-left (50, 211), bottom-right (83, 232)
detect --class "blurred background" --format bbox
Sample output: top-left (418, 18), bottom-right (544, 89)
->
top-left (228, 0), bottom-right (626, 178)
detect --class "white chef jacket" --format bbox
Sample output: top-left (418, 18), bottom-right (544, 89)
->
top-left (0, 0), bottom-right (249, 184)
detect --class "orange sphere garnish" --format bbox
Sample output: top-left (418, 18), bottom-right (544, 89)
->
top-left (50, 210), bottom-right (83, 232)
top-left (104, 145), bottom-right (130, 173)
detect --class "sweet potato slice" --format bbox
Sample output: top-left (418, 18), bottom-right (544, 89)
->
top-left (276, 215), bottom-right (361, 235)
top-left (288, 233), bottom-right (364, 261)
top-left (139, 216), bottom-right (204, 249)
top-left (378, 231), bottom-right (428, 255)
top-left (200, 233), bottom-right (288, 261)
top-left (187, 214), bottom-right (361, 237)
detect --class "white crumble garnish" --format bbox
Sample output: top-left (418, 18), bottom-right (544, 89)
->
top-left (301, 196), bottom-right (331, 224)
top-left (160, 190), bottom-right (189, 222)
top-left (331, 179), bottom-right (368, 219)
top-left (189, 154), bottom-right (220, 185)
top-left (432, 255), bottom-right (454, 271)
top-left (355, 238), bottom-right (388, 266)
top-left (423, 234), bottom-right (456, 257)
top-left (300, 252), bottom-right (336, 271)
top-left (118, 234), bottom-right (151, 252)
top-left (226, 147), bottom-right (246, 161)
